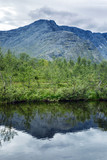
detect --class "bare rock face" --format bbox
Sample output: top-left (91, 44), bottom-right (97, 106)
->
top-left (0, 19), bottom-right (107, 62)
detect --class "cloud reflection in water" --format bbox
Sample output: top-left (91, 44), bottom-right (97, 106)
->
top-left (0, 126), bottom-right (107, 160)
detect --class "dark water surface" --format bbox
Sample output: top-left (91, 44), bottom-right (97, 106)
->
top-left (0, 101), bottom-right (107, 160)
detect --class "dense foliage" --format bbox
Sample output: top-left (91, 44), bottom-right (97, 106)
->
top-left (0, 49), bottom-right (107, 103)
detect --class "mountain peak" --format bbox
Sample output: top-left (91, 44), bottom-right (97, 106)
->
top-left (31, 19), bottom-right (60, 31)
top-left (34, 19), bottom-right (56, 24)
top-left (0, 19), bottom-right (107, 61)
top-left (31, 19), bottom-right (57, 27)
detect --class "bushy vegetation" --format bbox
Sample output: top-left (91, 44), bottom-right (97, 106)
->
top-left (0, 48), bottom-right (107, 103)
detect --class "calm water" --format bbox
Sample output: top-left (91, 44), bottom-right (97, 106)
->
top-left (0, 102), bottom-right (107, 160)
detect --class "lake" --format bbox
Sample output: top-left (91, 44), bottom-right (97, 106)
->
top-left (0, 101), bottom-right (107, 160)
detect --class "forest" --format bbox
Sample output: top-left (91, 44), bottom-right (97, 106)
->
top-left (0, 48), bottom-right (107, 103)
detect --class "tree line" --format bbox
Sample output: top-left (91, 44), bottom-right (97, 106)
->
top-left (0, 49), bottom-right (107, 103)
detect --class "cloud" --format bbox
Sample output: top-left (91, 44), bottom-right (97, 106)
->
top-left (0, 0), bottom-right (107, 32)
top-left (29, 7), bottom-right (88, 26)
top-left (29, 6), bottom-right (107, 32)
top-left (0, 7), bottom-right (18, 30)
top-left (29, 7), bottom-right (77, 23)
top-left (0, 5), bottom-right (31, 30)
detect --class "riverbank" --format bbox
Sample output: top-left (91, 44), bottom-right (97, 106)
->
top-left (0, 85), bottom-right (107, 104)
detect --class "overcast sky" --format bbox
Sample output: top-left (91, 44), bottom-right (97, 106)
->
top-left (0, 0), bottom-right (107, 32)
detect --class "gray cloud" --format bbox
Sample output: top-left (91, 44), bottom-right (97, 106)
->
top-left (29, 7), bottom-right (90, 25)
top-left (0, 0), bottom-right (107, 32)
top-left (29, 7), bottom-right (107, 32)
top-left (29, 7), bottom-right (77, 19)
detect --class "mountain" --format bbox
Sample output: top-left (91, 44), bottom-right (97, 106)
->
top-left (0, 19), bottom-right (107, 62)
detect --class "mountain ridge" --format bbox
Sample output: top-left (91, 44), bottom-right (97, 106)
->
top-left (0, 19), bottom-right (107, 62)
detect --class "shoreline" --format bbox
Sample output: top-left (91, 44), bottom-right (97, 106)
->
top-left (0, 98), bottom-right (107, 105)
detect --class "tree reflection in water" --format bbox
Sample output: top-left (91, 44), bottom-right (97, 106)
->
top-left (0, 101), bottom-right (107, 142)
top-left (0, 126), bottom-right (18, 146)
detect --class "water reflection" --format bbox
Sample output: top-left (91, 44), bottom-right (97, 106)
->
top-left (0, 126), bottom-right (17, 146)
top-left (0, 101), bottom-right (107, 160)
top-left (0, 127), bottom-right (107, 160)
top-left (0, 102), bottom-right (107, 139)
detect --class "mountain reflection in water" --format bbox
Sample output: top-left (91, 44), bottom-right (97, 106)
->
top-left (0, 102), bottom-right (107, 160)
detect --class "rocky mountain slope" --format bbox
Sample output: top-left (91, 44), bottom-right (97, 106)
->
top-left (0, 19), bottom-right (107, 62)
